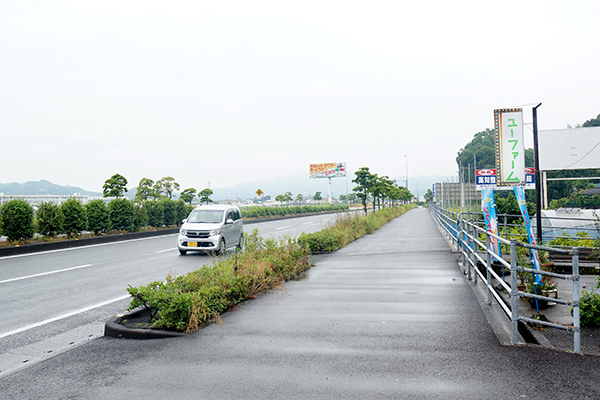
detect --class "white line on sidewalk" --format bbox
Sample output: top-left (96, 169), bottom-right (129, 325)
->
top-left (0, 264), bottom-right (93, 284)
top-left (0, 295), bottom-right (130, 340)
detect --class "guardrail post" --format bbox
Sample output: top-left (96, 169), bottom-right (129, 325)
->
top-left (460, 218), bottom-right (466, 270)
top-left (467, 222), bottom-right (473, 281)
top-left (573, 247), bottom-right (581, 354)
top-left (472, 223), bottom-right (478, 284)
top-left (510, 239), bottom-right (519, 344)
top-left (486, 231), bottom-right (492, 305)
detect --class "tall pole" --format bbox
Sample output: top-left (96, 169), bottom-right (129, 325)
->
top-left (404, 155), bottom-right (408, 194)
top-left (533, 103), bottom-right (543, 243)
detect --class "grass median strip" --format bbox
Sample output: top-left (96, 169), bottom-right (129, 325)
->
top-left (126, 204), bottom-right (416, 333)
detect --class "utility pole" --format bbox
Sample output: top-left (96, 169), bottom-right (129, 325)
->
top-left (532, 103), bottom-right (543, 243)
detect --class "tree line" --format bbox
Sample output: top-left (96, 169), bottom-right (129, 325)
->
top-left (351, 167), bottom-right (413, 213)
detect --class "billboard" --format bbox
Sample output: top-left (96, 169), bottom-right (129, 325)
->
top-left (476, 168), bottom-right (535, 191)
top-left (494, 108), bottom-right (525, 186)
top-left (538, 126), bottom-right (600, 171)
top-left (309, 162), bottom-right (346, 179)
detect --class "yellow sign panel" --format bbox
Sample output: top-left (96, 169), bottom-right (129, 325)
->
top-left (256, 188), bottom-right (264, 197)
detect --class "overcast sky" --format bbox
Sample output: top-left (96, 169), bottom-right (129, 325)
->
top-left (2, 0), bottom-right (599, 192)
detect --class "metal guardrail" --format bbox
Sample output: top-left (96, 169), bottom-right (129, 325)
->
top-left (429, 205), bottom-right (581, 353)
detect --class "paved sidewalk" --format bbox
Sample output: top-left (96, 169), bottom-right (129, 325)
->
top-left (1, 207), bottom-right (599, 399)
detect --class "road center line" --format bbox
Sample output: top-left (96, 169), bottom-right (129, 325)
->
top-left (0, 295), bottom-right (130, 340)
top-left (157, 248), bottom-right (177, 253)
top-left (275, 226), bottom-right (293, 230)
top-left (0, 264), bottom-right (93, 284)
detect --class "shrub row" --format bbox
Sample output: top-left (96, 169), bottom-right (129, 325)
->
top-left (0, 198), bottom-right (195, 242)
top-left (240, 204), bottom-right (348, 219)
top-left (298, 204), bottom-right (416, 253)
top-left (126, 205), bottom-right (416, 332)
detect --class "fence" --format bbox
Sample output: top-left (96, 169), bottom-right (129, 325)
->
top-left (429, 205), bottom-right (581, 353)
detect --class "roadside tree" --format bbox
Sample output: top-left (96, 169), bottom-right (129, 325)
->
top-left (154, 177), bottom-right (180, 199)
top-left (179, 188), bottom-right (197, 205)
top-left (103, 173), bottom-right (128, 198)
top-left (313, 191), bottom-right (322, 203)
top-left (199, 188), bottom-right (213, 205)
top-left (352, 167), bottom-right (373, 213)
top-left (135, 178), bottom-right (157, 202)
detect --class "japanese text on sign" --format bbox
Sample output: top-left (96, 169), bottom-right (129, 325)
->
top-left (494, 108), bottom-right (525, 186)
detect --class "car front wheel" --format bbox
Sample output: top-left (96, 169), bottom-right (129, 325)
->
top-left (216, 239), bottom-right (226, 256)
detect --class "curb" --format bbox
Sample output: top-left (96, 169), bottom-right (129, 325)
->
top-left (104, 308), bottom-right (186, 340)
top-left (0, 228), bottom-right (180, 257)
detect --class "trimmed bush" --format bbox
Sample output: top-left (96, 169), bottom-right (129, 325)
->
top-left (133, 202), bottom-right (149, 230)
top-left (144, 200), bottom-right (164, 228)
top-left (109, 198), bottom-right (135, 232)
top-left (1, 199), bottom-right (35, 242)
top-left (240, 204), bottom-right (348, 219)
top-left (36, 202), bottom-right (64, 237)
top-left (574, 290), bottom-right (600, 327)
top-left (61, 198), bottom-right (87, 237)
top-left (85, 199), bottom-right (109, 235)
top-left (160, 198), bottom-right (177, 226)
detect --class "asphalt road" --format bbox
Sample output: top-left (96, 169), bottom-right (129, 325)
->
top-left (1, 207), bottom-right (599, 399)
top-left (0, 213), bottom-right (341, 361)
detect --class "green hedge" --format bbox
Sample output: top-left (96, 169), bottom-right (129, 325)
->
top-left (240, 204), bottom-right (348, 219)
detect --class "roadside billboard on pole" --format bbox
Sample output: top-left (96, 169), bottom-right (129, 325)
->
top-left (309, 162), bottom-right (346, 179)
top-left (494, 108), bottom-right (525, 186)
top-left (476, 168), bottom-right (535, 191)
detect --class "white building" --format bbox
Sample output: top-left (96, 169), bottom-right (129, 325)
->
top-left (0, 193), bottom-right (91, 208)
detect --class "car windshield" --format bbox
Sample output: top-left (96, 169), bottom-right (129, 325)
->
top-left (187, 210), bottom-right (224, 224)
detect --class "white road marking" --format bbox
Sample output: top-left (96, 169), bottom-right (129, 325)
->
top-left (0, 295), bottom-right (130, 340)
top-left (302, 222), bottom-right (316, 225)
top-left (275, 226), bottom-right (292, 230)
top-left (158, 248), bottom-right (177, 253)
top-left (0, 264), bottom-right (93, 284)
top-left (0, 234), bottom-right (179, 260)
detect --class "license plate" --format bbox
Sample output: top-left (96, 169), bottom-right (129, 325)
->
top-left (188, 242), bottom-right (197, 247)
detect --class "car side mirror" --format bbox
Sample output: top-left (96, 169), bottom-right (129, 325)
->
top-left (182, 219), bottom-right (187, 224)
top-left (226, 218), bottom-right (234, 225)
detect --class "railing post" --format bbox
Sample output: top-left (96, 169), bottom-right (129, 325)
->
top-left (510, 239), bottom-right (519, 344)
top-left (467, 222), bottom-right (473, 281)
top-left (486, 231), bottom-right (492, 305)
top-left (573, 247), bottom-right (581, 354)
top-left (472, 224), bottom-right (478, 284)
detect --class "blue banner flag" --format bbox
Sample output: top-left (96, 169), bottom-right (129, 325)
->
top-left (481, 187), bottom-right (502, 261)
top-left (513, 186), bottom-right (542, 284)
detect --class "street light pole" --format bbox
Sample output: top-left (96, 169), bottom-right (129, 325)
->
top-left (533, 103), bottom-right (543, 243)
top-left (404, 155), bottom-right (408, 193)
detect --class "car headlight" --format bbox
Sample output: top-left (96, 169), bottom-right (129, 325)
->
top-left (209, 229), bottom-right (221, 237)
top-left (179, 228), bottom-right (187, 235)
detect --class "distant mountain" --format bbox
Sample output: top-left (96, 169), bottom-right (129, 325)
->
top-left (0, 174), bottom-right (453, 201)
top-left (0, 180), bottom-right (102, 196)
